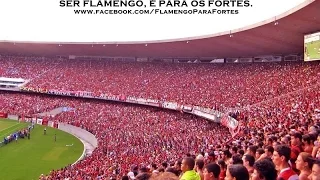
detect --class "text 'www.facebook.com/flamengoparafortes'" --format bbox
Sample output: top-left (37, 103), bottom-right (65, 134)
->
top-left (73, 9), bottom-right (239, 15)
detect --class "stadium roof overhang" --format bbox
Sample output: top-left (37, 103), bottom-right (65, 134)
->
top-left (0, 0), bottom-right (319, 58)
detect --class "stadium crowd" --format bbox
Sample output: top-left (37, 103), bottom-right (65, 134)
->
top-left (0, 56), bottom-right (320, 180)
top-left (1, 56), bottom-right (320, 109)
top-left (0, 92), bottom-right (230, 179)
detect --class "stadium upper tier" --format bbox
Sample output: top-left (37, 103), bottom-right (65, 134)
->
top-left (0, 56), bottom-right (320, 110)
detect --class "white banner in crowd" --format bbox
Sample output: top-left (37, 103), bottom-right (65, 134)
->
top-left (18, 87), bottom-right (239, 130)
top-left (36, 119), bottom-right (43, 125)
top-left (162, 101), bottom-right (179, 110)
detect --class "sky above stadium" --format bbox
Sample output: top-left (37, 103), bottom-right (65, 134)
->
top-left (0, 0), bottom-right (307, 42)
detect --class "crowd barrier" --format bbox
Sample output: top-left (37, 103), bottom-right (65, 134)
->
top-left (17, 87), bottom-right (239, 131)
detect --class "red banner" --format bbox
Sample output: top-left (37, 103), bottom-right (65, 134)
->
top-left (42, 118), bottom-right (49, 126)
top-left (0, 112), bottom-right (8, 118)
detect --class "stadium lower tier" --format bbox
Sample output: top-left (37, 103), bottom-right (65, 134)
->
top-left (0, 87), bottom-right (319, 179)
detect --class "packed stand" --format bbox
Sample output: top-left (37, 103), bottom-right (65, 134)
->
top-left (1, 56), bottom-right (319, 109)
top-left (0, 56), bottom-right (61, 79)
top-left (0, 92), bottom-right (230, 179)
top-left (1, 86), bottom-right (320, 180)
top-left (0, 92), bottom-right (67, 115)
top-left (27, 60), bottom-right (320, 109)
top-left (0, 57), bottom-right (320, 180)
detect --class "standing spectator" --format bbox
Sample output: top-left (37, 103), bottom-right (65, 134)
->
top-left (255, 148), bottom-right (265, 160)
top-left (203, 163), bottom-right (220, 180)
top-left (312, 134), bottom-right (320, 158)
top-left (231, 155), bottom-right (243, 165)
top-left (180, 157), bottom-right (200, 180)
top-left (252, 159), bottom-right (277, 180)
top-left (262, 146), bottom-right (274, 160)
top-left (221, 150), bottom-right (232, 165)
top-left (195, 159), bottom-right (204, 180)
top-left (127, 172), bottom-right (135, 180)
top-left (122, 176), bottom-right (129, 180)
top-left (309, 159), bottom-right (320, 180)
top-left (302, 135), bottom-right (314, 154)
top-left (225, 164), bottom-right (249, 180)
top-left (295, 152), bottom-right (312, 180)
top-left (174, 160), bottom-right (182, 176)
top-left (242, 154), bottom-right (255, 175)
top-left (217, 160), bottom-right (226, 180)
top-left (290, 132), bottom-right (303, 171)
top-left (246, 146), bottom-right (258, 157)
top-left (272, 145), bottom-right (298, 180)
top-left (231, 147), bottom-right (238, 156)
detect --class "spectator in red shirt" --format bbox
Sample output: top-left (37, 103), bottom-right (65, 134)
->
top-left (217, 160), bottom-right (226, 180)
top-left (272, 145), bottom-right (298, 180)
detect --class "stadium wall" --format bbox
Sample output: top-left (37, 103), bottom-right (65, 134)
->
top-left (57, 123), bottom-right (98, 165)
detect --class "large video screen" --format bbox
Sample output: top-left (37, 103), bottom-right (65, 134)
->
top-left (304, 32), bottom-right (320, 61)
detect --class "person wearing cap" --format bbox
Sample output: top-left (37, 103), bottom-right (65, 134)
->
top-left (180, 157), bottom-right (201, 180)
top-left (272, 145), bottom-right (298, 180)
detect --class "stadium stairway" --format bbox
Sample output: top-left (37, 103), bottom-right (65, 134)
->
top-left (36, 107), bottom-right (64, 117)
